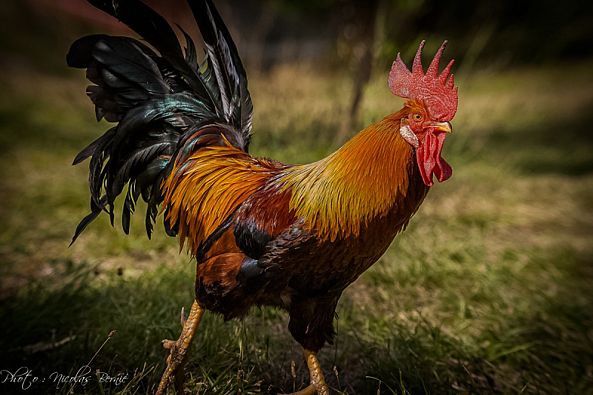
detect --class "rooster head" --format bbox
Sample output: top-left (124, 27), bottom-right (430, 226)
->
top-left (388, 40), bottom-right (458, 186)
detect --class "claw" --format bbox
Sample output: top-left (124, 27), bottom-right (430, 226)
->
top-left (180, 306), bottom-right (186, 327)
top-left (279, 349), bottom-right (329, 395)
top-left (156, 301), bottom-right (204, 395)
top-left (279, 383), bottom-right (316, 395)
top-left (279, 383), bottom-right (329, 395)
top-left (162, 339), bottom-right (176, 350)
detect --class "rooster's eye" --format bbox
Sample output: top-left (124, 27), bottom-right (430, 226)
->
top-left (412, 113), bottom-right (423, 121)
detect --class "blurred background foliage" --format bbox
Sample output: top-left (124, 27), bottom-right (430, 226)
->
top-left (3, 0), bottom-right (592, 135)
top-left (4, 0), bottom-right (593, 73)
top-left (1, 0), bottom-right (592, 394)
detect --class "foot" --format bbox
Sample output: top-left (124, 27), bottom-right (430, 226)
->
top-left (280, 349), bottom-right (329, 395)
top-left (158, 337), bottom-right (186, 394)
top-left (156, 301), bottom-right (204, 395)
top-left (281, 382), bottom-right (329, 395)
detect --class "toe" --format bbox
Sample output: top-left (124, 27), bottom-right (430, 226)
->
top-left (162, 339), bottom-right (176, 349)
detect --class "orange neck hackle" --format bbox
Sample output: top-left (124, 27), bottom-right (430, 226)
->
top-left (281, 108), bottom-right (416, 241)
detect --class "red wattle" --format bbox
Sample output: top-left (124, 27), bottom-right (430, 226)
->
top-left (416, 132), bottom-right (452, 186)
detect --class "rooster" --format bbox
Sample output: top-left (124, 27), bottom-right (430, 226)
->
top-left (68, 0), bottom-right (458, 394)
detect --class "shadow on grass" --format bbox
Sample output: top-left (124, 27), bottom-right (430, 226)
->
top-left (0, 259), bottom-right (501, 395)
top-left (465, 249), bottom-right (593, 395)
top-left (0, 261), bottom-right (192, 394)
top-left (481, 251), bottom-right (593, 394)
top-left (3, 255), bottom-right (590, 395)
top-left (483, 98), bottom-right (593, 176)
top-left (329, 320), bottom-right (499, 394)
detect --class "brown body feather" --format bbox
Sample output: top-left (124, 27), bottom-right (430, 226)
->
top-left (161, 109), bottom-right (429, 350)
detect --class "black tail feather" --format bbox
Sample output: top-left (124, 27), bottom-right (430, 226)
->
top-left (72, 127), bottom-right (115, 165)
top-left (70, 195), bottom-right (108, 246)
top-left (189, 0), bottom-right (253, 144)
top-left (69, 0), bottom-right (254, 243)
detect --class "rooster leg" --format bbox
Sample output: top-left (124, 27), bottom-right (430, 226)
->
top-left (281, 349), bottom-right (329, 395)
top-left (156, 300), bottom-right (204, 395)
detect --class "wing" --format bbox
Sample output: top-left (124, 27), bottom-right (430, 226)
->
top-left (161, 141), bottom-right (284, 257)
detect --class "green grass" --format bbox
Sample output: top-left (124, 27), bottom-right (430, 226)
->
top-left (1, 13), bottom-right (593, 394)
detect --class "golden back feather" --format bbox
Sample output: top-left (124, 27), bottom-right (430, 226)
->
top-left (161, 142), bottom-right (279, 255)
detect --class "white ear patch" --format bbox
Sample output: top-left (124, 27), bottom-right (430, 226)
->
top-left (399, 124), bottom-right (419, 148)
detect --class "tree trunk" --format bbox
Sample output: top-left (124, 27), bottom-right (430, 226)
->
top-left (336, 0), bottom-right (384, 144)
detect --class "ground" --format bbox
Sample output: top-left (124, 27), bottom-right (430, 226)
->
top-left (0, 19), bottom-right (592, 394)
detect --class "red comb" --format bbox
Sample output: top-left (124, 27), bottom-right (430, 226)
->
top-left (389, 40), bottom-right (458, 121)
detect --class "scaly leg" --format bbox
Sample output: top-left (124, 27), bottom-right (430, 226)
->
top-left (156, 300), bottom-right (204, 395)
top-left (282, 349), bottom-right (329, 395)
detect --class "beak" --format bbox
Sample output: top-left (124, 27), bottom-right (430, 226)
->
top-left (430, 121), bottom-right (452, 134)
